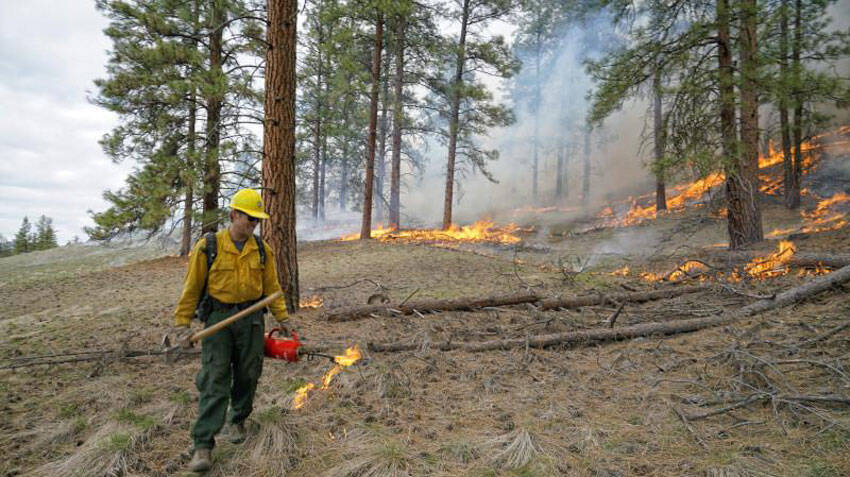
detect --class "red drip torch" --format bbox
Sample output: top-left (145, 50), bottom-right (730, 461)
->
top-left (264, 329), bottom-right (337, 363)
top-left (264, 329), bottom-right (302, 362)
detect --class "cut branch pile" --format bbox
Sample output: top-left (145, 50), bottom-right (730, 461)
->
top-left (324, 286), bottom-right (708, 322)
top-left (367, 265), bottom-right (850, 353)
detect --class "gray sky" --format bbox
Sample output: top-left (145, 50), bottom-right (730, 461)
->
top-left (0, 1), bottom-right (131, 244)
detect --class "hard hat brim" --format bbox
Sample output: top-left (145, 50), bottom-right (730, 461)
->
top-left (232, 206), bottom-right (270, 220)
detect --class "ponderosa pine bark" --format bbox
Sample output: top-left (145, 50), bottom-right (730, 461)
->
top-left (555, 140), bottom-right (566, 199)
top-left (311, 22), bottom-right (323, 220)
top-left (531, 29), bottom-right (541, 202)
top-left (779, 0), bottom-right (798, 209)
top-left (442, 0), bottom-right (470, 230)
top-left (730, 0), bottom-right (764, 248)
top-left (582, 125), bottom-right (591, 205)
top-left (719, 0), bottom-right (762, 249)
top-left (389, 15), bottom-right (406, 230)
top-left (791, 0), bottom-right (804, 206)
top-left (201, 0), bottom-right (224, 233)
top-left (376, 53), bottom-right (390, 224)
top-left (180, 93), bottom-right (197, 256)
top-left (361, 12), bottom-right (384, 239)
top-left (653, 66), bottom-right (667, 211)
top-left (264, 0), bottom-right (299, 312)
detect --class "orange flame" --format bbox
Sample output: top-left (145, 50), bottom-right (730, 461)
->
top-left (596, 125), bottom-right (850, 229)
top-left (291, 344), bottom-right (362, 410)
top-left (767, 192), bottom-right (850, 238)
top-left (637, 260), bottom-right (709, 283)
top-left (292, 383), bottom-right (315, 410)
top-left (340, 220), bottom-right (522, 245)
top-left (610, 266), bottom-right (630, 276)
top-left (299, 295), bottom-right (324, 309)
top-left (745, 241), bottom-right (796, 278)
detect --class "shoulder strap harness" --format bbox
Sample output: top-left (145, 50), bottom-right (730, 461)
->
top-left (195, 232), bottom-right (266, 321)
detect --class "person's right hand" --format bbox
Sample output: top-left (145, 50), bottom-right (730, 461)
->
top-left (174, 326), bottom-right (195, 348)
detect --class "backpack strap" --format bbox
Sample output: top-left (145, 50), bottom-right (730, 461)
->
top-left (254, 234), bottom-right (266, 266)
top-left (194, 232), bottom-right (218, 322)
top-left (205, 232), bottom-right (217, 271)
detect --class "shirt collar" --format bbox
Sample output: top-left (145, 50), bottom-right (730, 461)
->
top-left (219, 230), bottom-right (258, 255)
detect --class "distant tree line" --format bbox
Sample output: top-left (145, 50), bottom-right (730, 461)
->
top-left (0, 216), bottom-right (59, 257)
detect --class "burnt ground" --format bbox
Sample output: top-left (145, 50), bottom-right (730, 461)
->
top-left (1, 202), bottom-right (849, 477)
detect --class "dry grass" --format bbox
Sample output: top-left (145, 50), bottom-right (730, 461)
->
top-left (2, 199), bottom-right (849, 476)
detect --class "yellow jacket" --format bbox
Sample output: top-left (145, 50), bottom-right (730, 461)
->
top-left (174, 229), bottom-right (289, 327)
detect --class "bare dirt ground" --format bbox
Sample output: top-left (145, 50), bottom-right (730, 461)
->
top-left (1, 202), bottom-right (849, 476)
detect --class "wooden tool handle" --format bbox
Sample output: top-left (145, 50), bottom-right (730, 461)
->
top-left (190, 291), bottom-right (284, 343)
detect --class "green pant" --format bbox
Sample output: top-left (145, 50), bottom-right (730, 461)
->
top-left (192, 306), bottom-right (264, 450)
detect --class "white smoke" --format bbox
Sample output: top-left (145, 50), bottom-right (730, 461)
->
top-left (399, 14), bottom-right (655, 229)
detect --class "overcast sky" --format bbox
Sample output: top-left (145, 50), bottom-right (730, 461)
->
top-left (0, 1), bottom-right (131, 244)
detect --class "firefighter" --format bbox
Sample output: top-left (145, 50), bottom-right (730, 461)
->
top-left (173, 188), bottom-right (290, 472)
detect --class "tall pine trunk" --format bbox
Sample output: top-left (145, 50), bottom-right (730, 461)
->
top-left (653, 67), bottom-right (667, 211)
top-left (779, 0), bottom-right (797, 208)
top-left (443, 0), bottom-right (470, 230)
top-left (721, 0), bottom-right (763, 249)
top-left (311, 27), bottom-right (323, 220)
top-left (555, 140), bottom-right (566, 199)
top-left (180, 93), bottom-right (197, 256)
top-left (555, 84), bottom-right (568, 200)
top-left (531, 31), bottom-right (541, 202)
top-left (320, 135), bottom-right (327, 220)
top-left (791, 0), bottom-right (803, 205)
top-left (582, 126), bottom-right (591, 205)
top-left (264, 0), bottom-right (299, 312)
top-left (339, 138), bottom-right (349, 211)
top-left (389, 15), bottom-right (406, 230)
top-left (202, 0), bottom-right (225, 233)
top-left (376, 55), bottom-right (390, 224)
top-left (360, 12), bottom-right (383, 239)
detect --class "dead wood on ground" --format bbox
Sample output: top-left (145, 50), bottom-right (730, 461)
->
top-left (707, 251), bottom-right (850, 269)
top-left (324, 286), bottom-right (707, 322)
top-left (367, 265), bottom-right (850, 353)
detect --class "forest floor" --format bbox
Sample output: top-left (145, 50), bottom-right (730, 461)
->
top-left (2, 192), bottom-right (850, 476)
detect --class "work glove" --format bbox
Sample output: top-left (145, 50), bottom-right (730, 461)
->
top-left (274, 321), bottom-right (292, 336)
top-left (173, 326), bottom-right (195, 348)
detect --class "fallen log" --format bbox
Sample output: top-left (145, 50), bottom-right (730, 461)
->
top-left (325, 286), bottom-right (707, 322)
top-left (367, 264), bottom-right (850, 353)
top-left (537, 286), bottom-right (706, 311)
top-left (325, 292), bottom-right (541, 322)
top-left (707, 251), bottom-right (850, 269)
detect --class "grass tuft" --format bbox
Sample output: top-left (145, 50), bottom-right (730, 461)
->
top-left (486, 429), bottom-right (541, 470)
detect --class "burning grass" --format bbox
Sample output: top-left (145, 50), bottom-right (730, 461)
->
top-left (594, 125), bottom-right (850, 236)
top-left (292, 344), bottom-right (362, 410)
top-left (299, 294), bottom-right (324, 309)
top-left (339, 220), bottom-right (523, 245)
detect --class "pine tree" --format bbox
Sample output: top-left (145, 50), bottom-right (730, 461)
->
top-left (763, 0), bottom-right (850, 209)
top-left (0, 234), bottom-right (13, 258)
top-left (435, 0), bottom-right (517, 229)
top-left (34, 215), bottom-right (58, 250)
top-left (14, 217), bottom-right (31, 254)
top-left (588, 0), bottom-right (772, 248)
top-left (512, 0), bottom-right (562, 202)
top-left (264, 0), bottom-right (300, 313)
top-left (90, 0), bottom-right (266, 240)
top-left (360, 9), bottom-right (384, 239)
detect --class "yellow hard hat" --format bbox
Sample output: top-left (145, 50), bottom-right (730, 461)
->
top-left (230, 189), bottom-right (270, 219)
